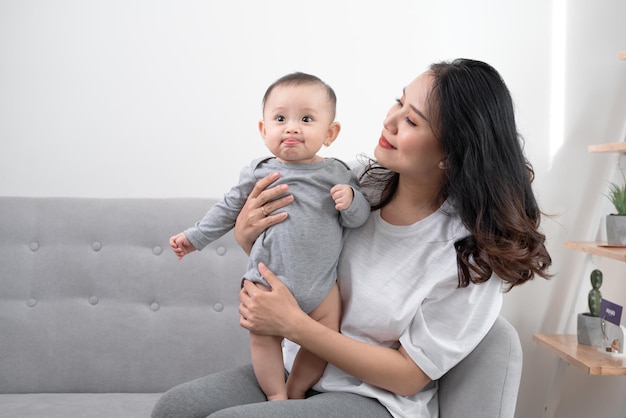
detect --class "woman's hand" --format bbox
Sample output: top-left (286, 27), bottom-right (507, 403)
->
top-left (239, 263), bottom-right (305, 338)
top-left (240, 266), bottom-right (430, 396)
top-left (234, 172), bottom-right (293, 255)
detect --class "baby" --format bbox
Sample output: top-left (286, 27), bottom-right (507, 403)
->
top-left (170, 72), bottom-right (369, 400)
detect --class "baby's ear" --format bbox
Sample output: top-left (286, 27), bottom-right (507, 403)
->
top-left (258, 120), bottom-right (266, 138)
top-left (324, 122), bottom-right (341, 146)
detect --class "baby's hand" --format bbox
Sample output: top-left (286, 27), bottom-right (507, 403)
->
top-left (169, 232), bottom-right (197, 260)
top-left (330, 184), bottom-right (354, 210)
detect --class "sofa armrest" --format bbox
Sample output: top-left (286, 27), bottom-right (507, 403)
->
top-left (438, 316), bottom-right (523, 418)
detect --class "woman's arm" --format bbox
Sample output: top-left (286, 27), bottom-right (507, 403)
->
top-left (239, 263), bottom-right (431, 397)
top-left (233, 172), bottom-right (293, 254)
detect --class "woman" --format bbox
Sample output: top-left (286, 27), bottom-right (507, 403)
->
top-left (152, 58), bottom-right (551, 418)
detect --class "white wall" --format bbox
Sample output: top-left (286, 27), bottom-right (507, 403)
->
top-left (0, 0), bottom-right (552, 199)
top-left (524, 1), bottom-right (626, 417)
top-left (1, 1), bottom-right (625, 417)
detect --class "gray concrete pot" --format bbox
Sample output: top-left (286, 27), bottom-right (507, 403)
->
top-left (606, 214), bottom-right (626, 246)
top-left (577, 313), bottom-right (603, 346)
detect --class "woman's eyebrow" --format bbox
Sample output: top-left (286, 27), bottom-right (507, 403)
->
top-left (410, 104), bottom-right (429, 122)
top-left (402, 87), bottom-right (429, 122)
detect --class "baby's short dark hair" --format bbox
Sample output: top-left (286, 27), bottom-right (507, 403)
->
top-left (262, 72), bottom-right (337, 119)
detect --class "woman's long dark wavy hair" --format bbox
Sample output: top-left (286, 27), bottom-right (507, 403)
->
top-left (361, 58), bottom-right (551, 290)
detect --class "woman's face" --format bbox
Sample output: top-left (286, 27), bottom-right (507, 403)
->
top-left (375, 72), bottom-right (445, 183)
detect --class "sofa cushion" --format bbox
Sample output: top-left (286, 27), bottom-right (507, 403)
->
top-left (0, 393), bottom-right (161, 418)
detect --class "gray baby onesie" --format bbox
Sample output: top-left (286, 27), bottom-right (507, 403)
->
top-left (185, 156), bottom-right (370, 313)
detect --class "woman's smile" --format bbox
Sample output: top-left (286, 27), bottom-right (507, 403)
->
top-left (378, 136), bottom-right (396, 149)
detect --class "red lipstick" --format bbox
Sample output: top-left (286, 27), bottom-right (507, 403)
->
top-left (378, 136), bottom-right (396, 149)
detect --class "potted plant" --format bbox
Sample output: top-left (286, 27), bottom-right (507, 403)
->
top-left (605, 175), bottom-right (626, 245)
top-left (577, 269), bottom-right (604, 345)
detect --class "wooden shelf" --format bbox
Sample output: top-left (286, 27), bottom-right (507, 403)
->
top-left (534, 334), bottom-right (626, 375)
top-left (545, 242), bottom-right (626, 377)
top-left (564, 241), bottom-right (626, 262)
top-left (588, 142), bottom-right (626, 153)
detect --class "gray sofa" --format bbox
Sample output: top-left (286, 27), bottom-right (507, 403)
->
top-left (0, 197), bottom-right (523, 418)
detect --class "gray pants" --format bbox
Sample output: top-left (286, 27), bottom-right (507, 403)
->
top-left (151, 364), bottom-right (392, 418)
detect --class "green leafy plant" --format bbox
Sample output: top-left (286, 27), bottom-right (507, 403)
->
top-left (606, 176), bottom-right (626, 215)
top-left (588, 269), bottom-right (603, 317)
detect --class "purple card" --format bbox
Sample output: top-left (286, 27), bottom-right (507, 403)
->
top-left (600, 299), bottom-right (623, 326)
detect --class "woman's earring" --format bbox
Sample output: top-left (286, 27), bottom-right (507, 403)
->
top-left (438, 160), bottom-right (447, 169)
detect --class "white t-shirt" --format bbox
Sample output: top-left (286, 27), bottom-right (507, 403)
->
top-left (283, 199), bottom-right (503, 418)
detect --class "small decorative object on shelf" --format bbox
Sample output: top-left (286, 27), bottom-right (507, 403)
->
top-left (588, 269), bottom-right (603, 316)
top-left (577, 269), bottom-right (604, 345)
top-left (605, 175), bottom-right (626, 245)
top-left (598, 298), bottom-right (625, 356)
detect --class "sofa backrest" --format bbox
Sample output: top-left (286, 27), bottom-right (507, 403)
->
top-left (0, 197), bottom-right (251, 393)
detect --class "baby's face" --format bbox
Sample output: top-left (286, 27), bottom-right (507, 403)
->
top-left (259, 84), bottom-right (337, 164)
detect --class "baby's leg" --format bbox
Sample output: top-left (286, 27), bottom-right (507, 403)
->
top-left (287, 282), bottom-right (341, 399)
top-left (248, 281), bottom-right (287, 401)
top-left (250, 333), bottom-right (286, 401)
